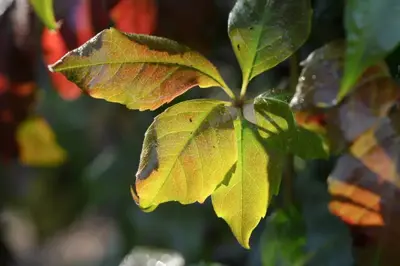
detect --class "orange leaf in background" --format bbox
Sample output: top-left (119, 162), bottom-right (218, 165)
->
top-left (42, 28), bottom-right (81, 100)
top-left (110, 0), bottom-right (157, 34)
top-left (291, 40), bottom-right (400, 265)
top-left (328, 156), bottom-right (384, 226)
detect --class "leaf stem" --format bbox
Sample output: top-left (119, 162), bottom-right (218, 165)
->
top-left (239, 79), bottom-right (249, 100)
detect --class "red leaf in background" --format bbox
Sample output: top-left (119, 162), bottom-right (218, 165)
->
top-left (110, 0), bottom-right (157, 34)
top-left (42, 28), bottom-right (81, 100)
top-left (0, 78), bottom-right (36, 161)
top-left (0, 75), bottom-right (7, 95)
top-left (42, 0), bottom-right (113, 100)
top-left (63, 0), bottom-right (94, 47)
top-left (0, 1), bottom-right (38, 161)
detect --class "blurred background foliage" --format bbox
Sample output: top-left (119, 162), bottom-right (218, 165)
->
top-left (0, 0), bottom-right (400, 265)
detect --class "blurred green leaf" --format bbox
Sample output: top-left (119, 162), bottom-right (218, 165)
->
top-left (262, 208), bottom-right (310, 266)
top-left (289, 127), bottom-right (328, 159)
top-left (340, 0), bottom-right (400, 100)
top-left (30, 0), bottom-right (57, 30)
top-left (228, 0), bottom-right (312, 88)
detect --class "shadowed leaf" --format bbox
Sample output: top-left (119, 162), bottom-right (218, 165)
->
top-left (291, 40), bottom-right (400, 265)
top-left (328, 116), bottom-right (400, 265)
top-left (249, 94), bottom-right (327, 159)
top-left (49, 28), bottom-right (230, 111)
top-left (228, 0), bottom-right (312, 88)
top-left (291, 40), bottom-right (390, 111)
top-left (135, 99), bottom-right (237, 210)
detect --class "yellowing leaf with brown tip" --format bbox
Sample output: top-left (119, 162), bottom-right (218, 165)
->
top-left (49, 28), bottom-right (230, 111)
top-left (134, 99), bottom-right (237, 210)
top-left (211, 118), bottom-right (279, 249)
top-left (17, 117), bottom-right (66, 166)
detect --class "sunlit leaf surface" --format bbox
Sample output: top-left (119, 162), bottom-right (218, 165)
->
top-left (135, 99), bottom-right (237, 210)
top-left (211, 118), bottom-right (276, 248)
top-left (50, 28), bottom-right (229, 111)
top-left (228, 0), bottom-right (311, 87)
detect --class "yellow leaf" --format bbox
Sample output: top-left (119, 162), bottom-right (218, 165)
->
top-left (17, 117), bottom-right (66, 166)
top-left (212, 118), bottom-right (272, 248)
top-left (135, 99), bottom-right (237, 209)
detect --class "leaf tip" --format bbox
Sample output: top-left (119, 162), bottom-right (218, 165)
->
top-left (130, 185), bottom-right (158, 212)
top-left (47, 63), bottom-right (56, 73)
top-left (241, 240), bottom-right (251, 249)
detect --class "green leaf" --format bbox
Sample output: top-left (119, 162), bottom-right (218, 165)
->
top-left (49, 28), bottom-right (232, 111)
top-left (262, 208), bottom-right (311, 266)
top-left (16, 117), bottom-right (66, 166)
top-left (289, 128), bottom-right (329, 159)
top-left (211, 117), bottom-right (280, 248)
top-left (134, 99), bottom-right (237, 210)
top-left (340, 0), bottom-right (400, 100)
top-left (248, 94), bottom-right (327, 159)
top-left (250, 94), bottom-right (296, 152)
top-left (228, 0), bottom-right (312, 88)
top-left (30, 0), bottom-right (57, 30)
